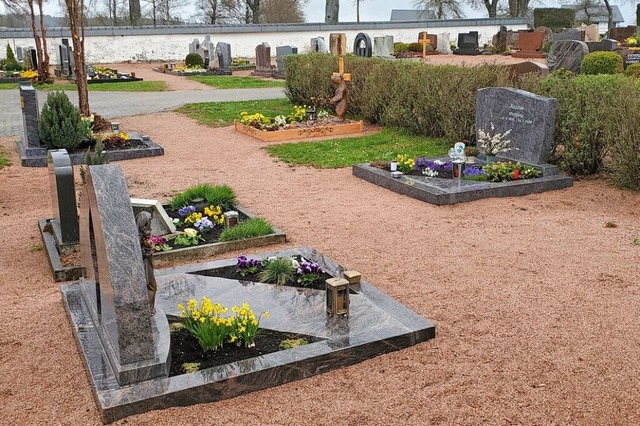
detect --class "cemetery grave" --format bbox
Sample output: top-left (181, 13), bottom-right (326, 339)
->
top-left (61, 164), bottom-right (435, 422)
top-left (353, 87), bottom-right (573, 205)
top-left (84, 65), bottom-right (143, 84)
top-left (156, 37), bottom-right (233, 76)
top-left (17, 82), bottom-right (164, 167)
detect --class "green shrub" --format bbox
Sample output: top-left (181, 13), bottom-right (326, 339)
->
top-left (624, 63), bottom-right (640, 77)
top-left (543, 40), bottom-right (553, 54)
top-left (258, 257), bottom-right (295, 285)
top-left (581, 51), bottom-right (623, 75)
top-left (218, 217), bottom-right (274, 242)
top-left (185, 53), bottom-right (204, 68)
top-left (38, 91), bottom-right (86, 150)
top-left (5, 43), bottom-right (19, 71)
top-left (533, 8), bottom-right (576, 29)
top-left (169, 184), bottom-right (236, 209)
top-left (393, 42), bottom-right (410, 53)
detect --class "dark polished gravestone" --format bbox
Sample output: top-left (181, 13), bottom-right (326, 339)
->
top-left (62, 164), bottom-right (170, 388)
top-left (553, 28), bottom-right (585, 42)
top-left (585, 39), bottom-right (618, 53)
top-left (353, 32), bottom-right (372, 57)
top-left (215, 42), bottom-right (232, 74)
top-left (63, 245), bottom-right (435, 422)
top-left (251, 42), bottom-right (273, 77)
top-left (476, 87), bottom-right (557, 166)
top-left (17, 82), bottom-right (46, 161)
top-left (48, 149), bottom-right (79, 246)
top-left (547, 40), bottom-right (589, 73)
top-left (453, 31), bottom-right (480, 55)
top-left (56, 39), bottom-right (73, 78)
top-left (274, 45), bottom-right (298, 78)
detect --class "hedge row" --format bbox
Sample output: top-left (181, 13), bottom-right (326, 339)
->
top-left (284, 54), bottom-right (640, 188)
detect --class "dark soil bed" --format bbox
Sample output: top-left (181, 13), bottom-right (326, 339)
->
top-left (169, 327), bottom-right (322, 376)
top-left (190, 263), bottom-right (338, 291)
top-left (163, 208), bottom-right (250, 248)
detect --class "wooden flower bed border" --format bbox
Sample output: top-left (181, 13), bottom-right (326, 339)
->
top-left (234, 119), bottom-right (364, 142)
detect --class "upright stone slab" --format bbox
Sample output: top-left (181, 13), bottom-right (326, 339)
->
top-left (582, 24), bottom-right (600, 42)
top-left (78, 164), bottom-right (169, 386)
top-left (48, 149), bottom-right (79, 246)
top-left (373, 36), bottom-right (394, 58)
top-left (330, 33), bottom-right (347, 55)
top-left (311, 37), bottom-right (328, 53)
top-left (547, 40), bottom-right (589, 73)
top-left (494, 25), bottom-right (508, 53)
top-left (553, 29), bottom-right (585, 42)
top-left (201, 35), bottom-right (215, 68)
top-left (610, 26), bottom-right (637, 42)
top-left (506, 61), bottom-right (549, 83)
top-left (251, 42), bottom-right (273, 77)
top-left (453, 31), bottom-right (480, 55)
top-left (476, 87), bottom-right (558, 165)
top-left (15, 46), bottom-right (23, 61)
top-left (353, 33), bottom-right (372, 57)
top-left (512, 32), bottom-right (545, 58)
top-left (586, 39), bottom-right (618, 53)
top-left (216, 42), bottom-right (232, 72)
top-left (534, 26), bottom-right (554, 44)
top-left (438, 32), bottom-right (451, 54)
top-left (19, 82), bottom-right (44, 157)
top-left (130, 198), bottom-right (176, 236)
top-left (189, 38), bottom-right (200, 55)
top-left (275, 45), bottom-right (298, 76)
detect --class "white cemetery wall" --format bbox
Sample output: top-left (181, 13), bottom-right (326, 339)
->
top-left (0, 19), bottom-right (527, 64)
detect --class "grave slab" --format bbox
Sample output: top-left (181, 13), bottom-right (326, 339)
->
top-left (62, 246), bottom-right (435, 423)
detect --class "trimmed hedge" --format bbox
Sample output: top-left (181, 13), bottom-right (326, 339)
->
top-left (624, 63), bottom-right (640, 77)
top-left (185, 53), bottom-right (204, 68)
top-left (581, 51), bottom-right (624, 75)
top-left (533, 8), bottom-right (576, 29)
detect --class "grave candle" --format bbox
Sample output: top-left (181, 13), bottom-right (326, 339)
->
top-left (326, 277), bottom-right (350, 316)
top-left (390, 161), bottom-right (398, 172)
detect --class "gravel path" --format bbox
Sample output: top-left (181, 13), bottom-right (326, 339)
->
top-left (0, 106), bottom-right (639, 425)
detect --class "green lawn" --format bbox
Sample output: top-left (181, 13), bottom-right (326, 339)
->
top-left (176, 98), bottom-right (293, 127)
top-left (0, 81), bottom-right (168, 92)
top-left (0, 147), bottom-right (10, 170)
top-left (187, 75), bottom-right (285, 89)
top-left (266, 128), bottom-right (450, 168)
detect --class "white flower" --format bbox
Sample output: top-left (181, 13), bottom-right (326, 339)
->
top-left (433, 160), bottom-right (445, 166)
top-left (477, 122), bottom-right (514, 155)
top-left (172, 218), bottom-right (181, 224)
top-left (291, 259), bottom-right (300, 269)
top-left (423, 168), bottom-right (439, 177)
top-left (183, 228), bottom-right (198, 238)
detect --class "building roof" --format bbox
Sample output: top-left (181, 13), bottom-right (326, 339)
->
top-left (390, 9), bottom-right (437, 21)
top-left (561, 5), bottom-right (625, 23)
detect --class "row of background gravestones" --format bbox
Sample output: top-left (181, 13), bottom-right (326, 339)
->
top-left (188, 36), bottom-right (232, 74)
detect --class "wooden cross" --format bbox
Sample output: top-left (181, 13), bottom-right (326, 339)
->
top-left (332, 56), bottom-right (351, 82)
top-left (419, 32), bottom-right (431, 64)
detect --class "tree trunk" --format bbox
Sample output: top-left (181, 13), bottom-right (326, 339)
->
top-left (483, 0), bottom-right (498, 18)
top-left (26, 0), bottom-right (44, 75)
top-left (37, 0), bottom-right (50, 82)
top-left (66, 0), bottom-right (90, 115)
top-left (129, 0), bottom-right (141, 25)
top-left (325, 0), bottom-right (339, 23)
top-left (603, 0), bottom-right (613, 38)
top-left (356, 0), bottom-right (359, 23)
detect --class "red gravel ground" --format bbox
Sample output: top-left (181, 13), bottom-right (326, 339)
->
top-left (1, 60), bottom-right (639, 425)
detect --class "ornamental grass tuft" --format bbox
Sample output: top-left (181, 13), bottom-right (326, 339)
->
top-left (218, 217), bottom-right (274, 242)
top-left (170, 184), bottom-right (236, 210)
top-left (258, 257), bottom-right (296, 286)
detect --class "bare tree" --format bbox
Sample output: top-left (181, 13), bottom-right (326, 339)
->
top-left (23, 0), bottom-right (51, 81)
top-left (325, 0), bottom-right (338, 23)
top-left (129, 0), bottom-right (141, 24)
top-left (63, 0), bottom-right (90, 115)
top-left (470, 0), bottom-right (500, 18)
top-left (507, 0), bottom-right (531, 18)
top-left (353, 0), bottom-right (363, 22)
top-left (261, 0), bottom-right (306, 22)
top-left (412, 0), bottom-right (464, 19)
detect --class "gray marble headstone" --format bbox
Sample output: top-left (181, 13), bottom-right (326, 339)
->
top-left (373, 36), bottom-right (394, 58)
top-left (201, 35), bottom-right (215, 68)
top-left (438, 32), bottom-right (451, 54)
top-left (15, 46), bottom-right (23, 62)
top-left (276, 45), bottom-right (297, 74)
top-left (48, 149), bottom-right (79, 246)
top-left (216, 42), bottom-right (232, 71)
top-left (553, 28), bottom-right (585, 42)
top-left (311, 37), bottom-right (328, 53)
top-left (547, 40), bottom-right (589, 73)
top-left (476, 88), bottom-right (557, 165)
top-left (79, 164), bottom-right (169, 385)
top-left (19, 82), bottom-right (41, 151)
top-left (189, 38), bottom-right (199, 55)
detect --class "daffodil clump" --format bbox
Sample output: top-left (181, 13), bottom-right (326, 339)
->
top-left (178, 297), bottom-right (269, 351)
top-left (20, 70), bottom-right (38, 79)
top-left (396, 154), bottom-right (416, 174)
top-left (627, 36), bottom-right (640, 47)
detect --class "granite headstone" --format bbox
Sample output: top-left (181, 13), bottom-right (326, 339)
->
top-left (547, 40), bottom-right (589, 73)
top-left (353, 33), bottom-right (372, 57)
top-left (476, 87), bottom-right (558, 165)
top-left (494, 25), bottom-right (508, 53)
top-left (453, 31), bottom-right (480, 55)
top-left (15, 46), bottom-right (23, 62)
top-left (48, 149), bottom-right (79, 246)
top-left (311, 37), bottom-right (329, 53)
top-left (581, 24), bottom-right (600, 42)
top-left (19, 82), bottom-right (42, 153)
top-left (78, 164), bottom-right (169, 386)
top-left (201, 35), bottom-right (215, 68)
top-left (553, 28), bottom-right (585, 42)
top-left (373, 36), bottom-right (394, 57)
top-left (275, 45), bottom-right (298, 76)
top-left (512, 31), bottom-right (545, 58)
top-left (216, 42), bottom-right (232, 73)
top-left (438, 32), bottom-right (452, 54)
top-left (610, 26), bottom-right (637, 42)
top-left (251, 42), bottom-right (272, 77)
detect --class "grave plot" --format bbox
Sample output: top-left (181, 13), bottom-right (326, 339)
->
top-left (156, 38), bottom-right (233, 76)
top-left (353, 87), bottom-right (573, 205)
top-left (83, 65), bottom-right (144, 84)
top-left (61, 164), bottom-right (435, 422)
top-left (18, 83), bottom-right (163, 167)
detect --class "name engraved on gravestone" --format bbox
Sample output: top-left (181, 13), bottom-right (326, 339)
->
top-left (476, 87), bottom-right (558, 165)
top-left (626, 53), bottom-right (640, 66)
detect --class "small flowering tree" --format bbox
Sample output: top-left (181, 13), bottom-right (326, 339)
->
top-left (477, 122), bottom-right (513, 155)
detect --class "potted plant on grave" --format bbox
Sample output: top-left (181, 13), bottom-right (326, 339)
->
top-left (476, 122), bottom-right (514, 164)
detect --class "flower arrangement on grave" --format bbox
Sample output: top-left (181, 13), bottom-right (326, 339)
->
top-left (177, 297), bottom-right (269, 351)
top-left (413, 158), bottom-right (541, 182)
top-left (477, 122), bottom-right (513, 156)
top-left (627, 36), bottom-right (640, 47)
top-left (396, 154), bottom-right (416, 173)
top-left (174, 227), bottom-right (203, 246)
top-left (100, 131), bottom-right (131, 150)
top-left (464, 146), bottom-right (480, 157)
top-left (236, 255), bottom-right (262, 276)
top-left (234, 255), bottom-right (328, 287)
top-left (175, 65), bottom-right (206, 73)
top-left (20, 69), bottom-right (37, 79)
top-left (482, 161), bottom-right (541, 182)
top-left (238, 105), bottom-right (331, 131)
top-left (150, 235), bottom-right (172, 252)
top-left (294, 258), bottom-right (324, 286)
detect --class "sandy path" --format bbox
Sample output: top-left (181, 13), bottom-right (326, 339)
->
top-left (0, 107), bottom-right (638, 425)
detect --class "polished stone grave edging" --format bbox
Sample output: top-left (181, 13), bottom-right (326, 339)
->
top-left (62, 247), bottom-right (435, 423)
top-left (39, 217), bottom-right (84, 282)
top-left (352, 160), bottom-right (573, 205)
top-left (19, 132), bottom-right (164, 167)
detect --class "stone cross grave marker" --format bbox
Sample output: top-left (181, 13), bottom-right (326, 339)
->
top-left (419, 32), bottom-right (431, 63)
top-left (476, 87), bottom-right (558, 165)
top-left (276, 45), bottom-right (298, 75)
top-left (330, 33), bottom-right (347, 55)
top-left (48, 149), bottom-right (79, 246)
top-left (547, 40), bottom-right (589, 73)
top-left (79, 164), bottom-right (169, 386)
top-left (373, 36), bottom-right (394, 58)
top-left (353, 33), bottom-right (372, 57)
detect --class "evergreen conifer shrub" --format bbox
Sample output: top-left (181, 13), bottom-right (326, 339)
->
top-left (185, 53), bottom-right (204, 68)
top-left (38, 91), bottom-right (87, 150)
